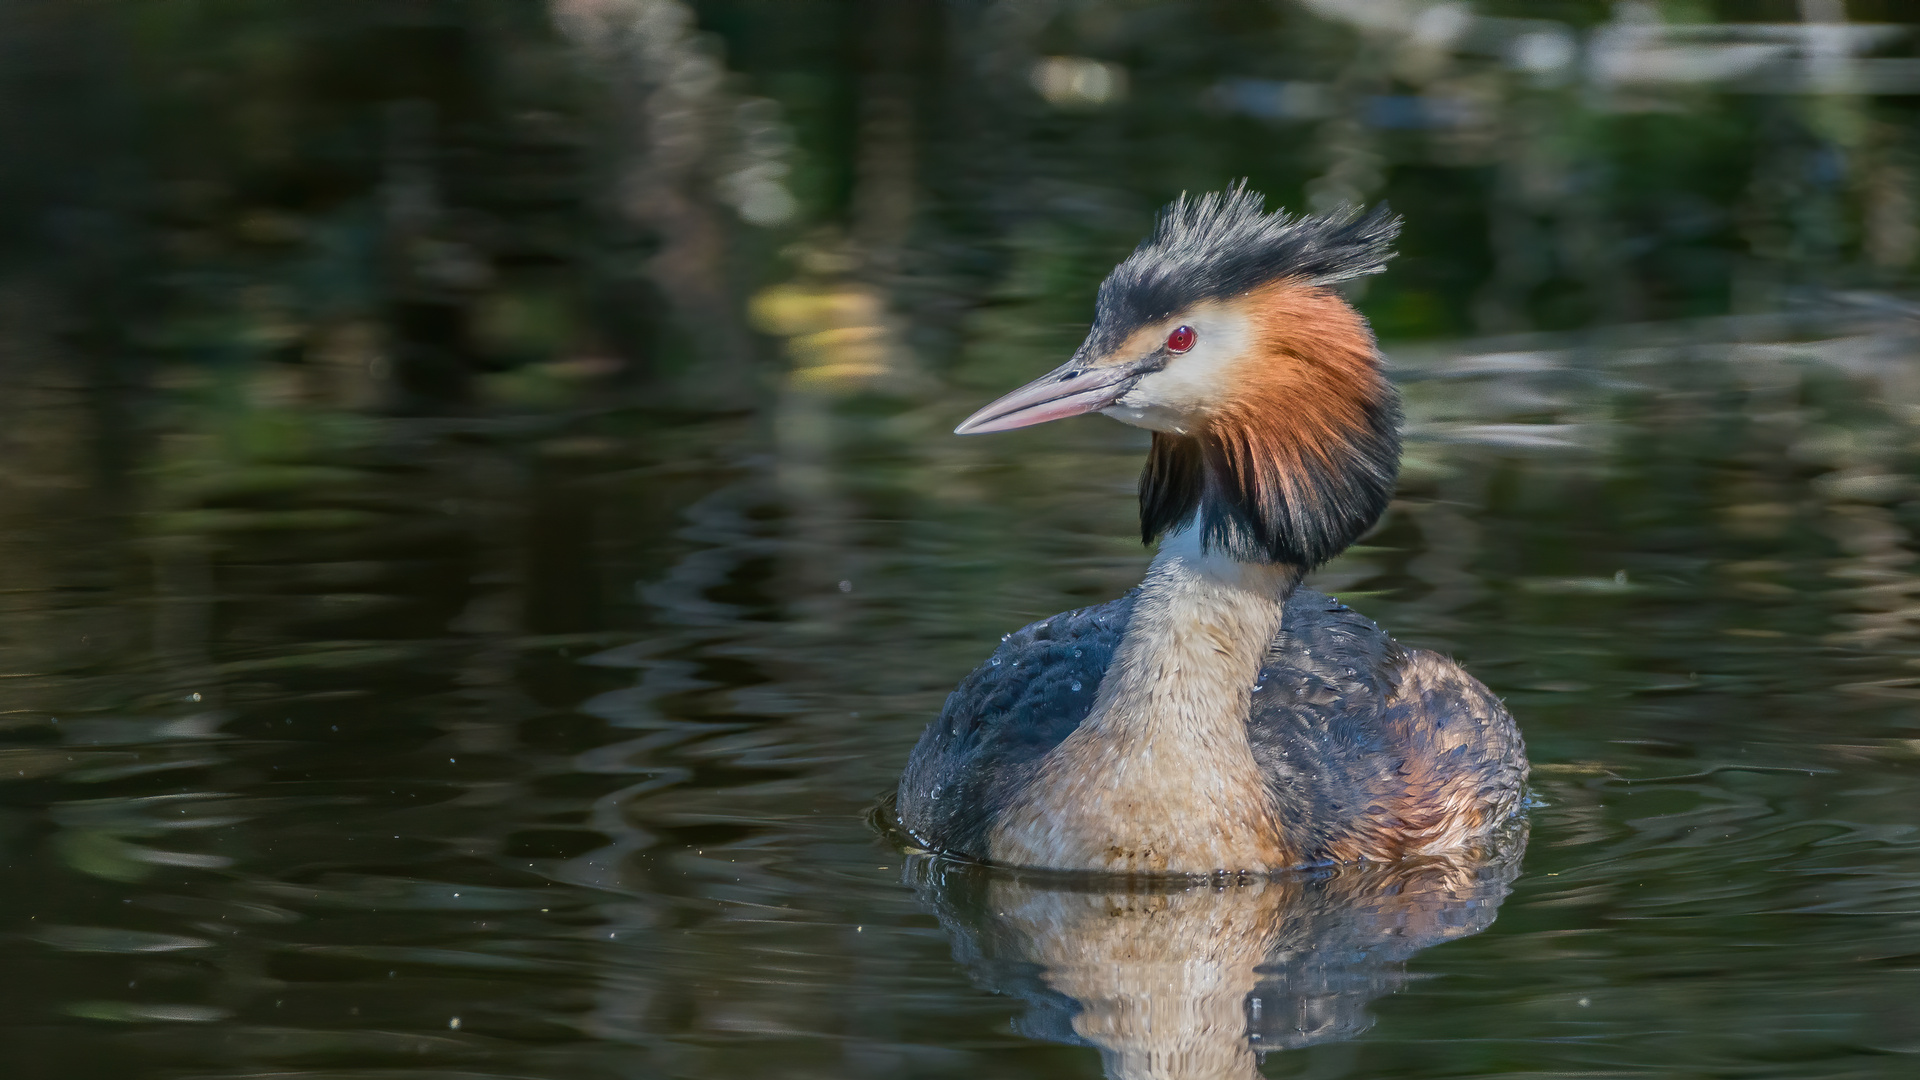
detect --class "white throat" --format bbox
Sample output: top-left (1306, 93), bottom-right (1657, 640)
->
top-left (987, 526), bottom-right (1301, 873)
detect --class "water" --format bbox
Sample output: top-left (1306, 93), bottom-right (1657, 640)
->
top-left (6, 312), bottom-right (1920, 1078)
top-left (5, 2), bottom-right (1920, 1077)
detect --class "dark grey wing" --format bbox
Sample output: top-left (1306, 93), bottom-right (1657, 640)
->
top-left (1244, 588), bottom-right (1406, 857)
top-left (1249, 588), bottom-right (1525, 861)
top-left (896, 592), bottom-right (1137, 858)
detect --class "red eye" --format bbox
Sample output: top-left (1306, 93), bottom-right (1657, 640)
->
top-left (1166, 325), bottom-right (1196, 353)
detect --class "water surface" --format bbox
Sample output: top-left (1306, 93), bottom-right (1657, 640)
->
top-left (6, 314), bottom-right (1920, 1078)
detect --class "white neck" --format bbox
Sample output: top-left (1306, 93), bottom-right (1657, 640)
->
top-left (1093, 526), bottom-right (1299, 736)
top-left (988, 527), bottom-right (1301, 873)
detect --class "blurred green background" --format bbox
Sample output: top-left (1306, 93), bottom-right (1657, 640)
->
top-left (7, 0), bottom-right (1920, 411)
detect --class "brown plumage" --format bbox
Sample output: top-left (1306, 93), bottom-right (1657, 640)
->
top-left (900, 186), bottom-right (1526, 874)
top-left (1140, 280), bottom-right (1399, 566)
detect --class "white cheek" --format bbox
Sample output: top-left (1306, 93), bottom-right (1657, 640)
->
top-left (1102, 310), bottom-right (1253, 434)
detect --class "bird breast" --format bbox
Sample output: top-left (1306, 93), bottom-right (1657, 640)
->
top-left (986, 528), bottom-right (1300, 873)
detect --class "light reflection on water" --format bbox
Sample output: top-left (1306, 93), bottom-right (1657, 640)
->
top-left (909, 839), bottom-right (1524, 1080)
top-left (2, 310), bottom-right (1919, 1078)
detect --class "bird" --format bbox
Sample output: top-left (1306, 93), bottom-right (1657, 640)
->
top-left (896, 185), bottom-right (1527, 875)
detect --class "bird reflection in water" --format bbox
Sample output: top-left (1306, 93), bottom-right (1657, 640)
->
top-left (905, 826), bottom-right (1524, 1080)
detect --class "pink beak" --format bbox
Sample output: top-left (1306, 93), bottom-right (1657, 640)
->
top-left (953, 362), bottom-right (1137, 435)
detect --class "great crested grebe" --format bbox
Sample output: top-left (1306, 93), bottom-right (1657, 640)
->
top-left (897, 186), bottom-right (1526, 875)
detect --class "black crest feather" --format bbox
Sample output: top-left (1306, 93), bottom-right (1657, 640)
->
top-left (1086, 183), bottom-right (1401, 357)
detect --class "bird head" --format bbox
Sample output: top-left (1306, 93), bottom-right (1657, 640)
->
top-left (955, 186), bottom-right (1404, 569)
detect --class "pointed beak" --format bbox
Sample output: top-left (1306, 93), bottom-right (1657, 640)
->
top-left (953, 362), bottom-right (1137, 435)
